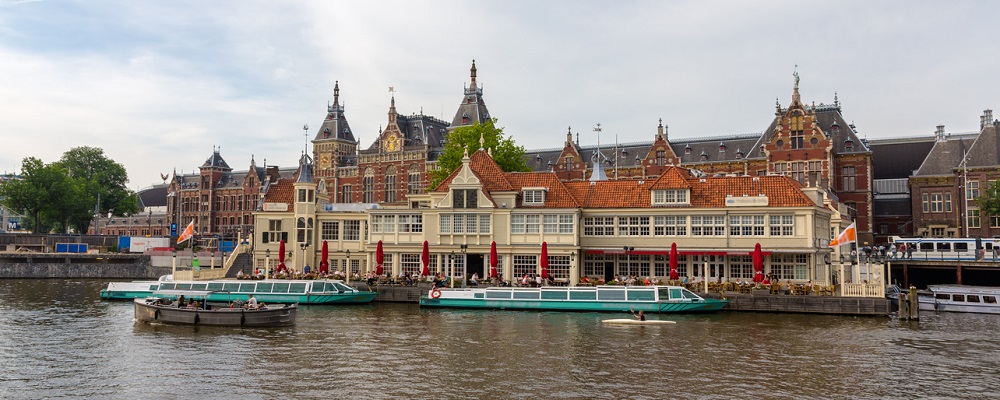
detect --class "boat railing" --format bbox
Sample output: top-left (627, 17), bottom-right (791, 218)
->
top-left (840, 283), bottom-right (885, 298)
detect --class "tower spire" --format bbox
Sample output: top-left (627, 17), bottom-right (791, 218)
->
top-left (333, 81), bottom-right (340, 105)
top-left (470, 59), bottom-right (477, 90)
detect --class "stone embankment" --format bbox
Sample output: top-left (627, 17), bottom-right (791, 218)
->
top-left (0, 253), bottom-right (169, 279)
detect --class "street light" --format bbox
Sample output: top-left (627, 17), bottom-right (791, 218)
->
top-left (346, 249), bottom-right (351, 282)
top-left (460, 244), bottom-right (468, 288)
top-left (450, 251), bottom-right (455, 288)
top-left (171, 249), bottom-right (177, 278)
top-left (265, 249), bottom-right (271, 280)
top-left (300, 243), bottom-right (308, 273)
top-left (623, 246), bottom-right (634, 279)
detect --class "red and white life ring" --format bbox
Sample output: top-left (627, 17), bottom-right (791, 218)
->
top-left (430, 288), bottom-right (442, 299)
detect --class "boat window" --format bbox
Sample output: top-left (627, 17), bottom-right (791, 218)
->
top-left (272, 283), bottom-right (290, 293)
top-left (289, 283), bottom-right (307, 293)
top-left (984, 296), bottom-right (997, 304)
top-left (680, 289), bottom-right (700, 299)
top-left (513, 291), bottom-right (540, 300)
top-left (223, 283), bottom-right (240, 292)
top-left (309, 282), bottom-right (326, 292)
top-left (967, 295), bottom-right (980, 303)
top-left (541, 290), bottom-right (567, 300)
top-left (668, 288), bottom-right (683, 300)
top-left (206, 283), bottom-right (224, 291)
top-left (147, 285), bottom-right (159, 291)
top-left (239, 283), bottom-right (256, 292)
top-left (569, 290), bottom-right (597, 300)
top-left (597, 289), bottom-right (626, 301)
top-left (486, 291), bottom-right (512, 299)
top-left (332, 283), bottom-right (353, 292)
top-left (175, 283), bottom-right (192, 290)
top-left (627, 290), bottom-right (655, 301)
top-left (474, 293), bottom-right (484, 299)
top-left (191, 284), bottom-right (207, 291)
top-left (256, 283), bottom-right (273, 293)
top-left (952, 294), bottom-right (965, 302)
top-left (159, 283), bottom-right (175, 290)
top-left (935, 293), bottom-right (950, 300)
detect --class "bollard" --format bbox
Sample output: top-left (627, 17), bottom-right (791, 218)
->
top-left (908, 286), bottom-right (919, 321)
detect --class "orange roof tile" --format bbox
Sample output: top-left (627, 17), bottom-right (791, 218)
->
top-left (504, 173), bottom-right (580, 208)
top-left (435, 150), bottom-right (514, 193)
top-left (648, 166), bottom-right (691, 189)
top-left (564, 173), bottom-right (815, 209)
top-left (261, 178), bottom-right (294, 206)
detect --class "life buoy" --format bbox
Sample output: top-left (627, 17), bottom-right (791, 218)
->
top-left (430, 288), bottom-right (442, 299)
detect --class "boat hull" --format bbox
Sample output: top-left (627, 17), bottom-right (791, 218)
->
top-left (419, 297), bottom-right (727, 313)
top-left (602, 319), bottom-right (676, 325)
top-left (133, 298), bottom-right (296, 327)
top-left (156, 291), bottom-right (377, 305)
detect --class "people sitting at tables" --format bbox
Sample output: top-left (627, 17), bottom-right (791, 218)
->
top-left (580, 276), bottom-right (590, 285)
top-left (535, 274), bottom-right (543, 287)
top-left (470, 273), bottom-right (479, 287)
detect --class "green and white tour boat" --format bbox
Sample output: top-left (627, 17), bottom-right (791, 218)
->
top-left (102, 279), bottom-right (377, 305)
top-left (419, 285), bottom-right (728, 313)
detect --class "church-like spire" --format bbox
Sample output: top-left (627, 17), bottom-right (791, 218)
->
top-left (470, 59), bottom-right (477, 89)
top-left (333, 81), bottom-right (340, 106)
top-left (566, 126), bottom-right (573, 146)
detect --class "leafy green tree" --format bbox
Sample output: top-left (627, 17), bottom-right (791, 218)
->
top-left (0, 157), bottom-right (74, 233)
top-left (975, 180), bottom-right (1000, 224)
top-left (56, 146), bottom-right (138, 233)
top-left (428, 119), bottom-right (531, 189)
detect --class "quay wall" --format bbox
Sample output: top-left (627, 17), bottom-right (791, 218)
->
top-left (0, 253), bottom-right (169, 279)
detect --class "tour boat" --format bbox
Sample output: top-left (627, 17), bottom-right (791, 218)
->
top-left (133, 297), bottom-right (296, 327)
top-left (103, 279), bottom-right (377, 305)
top-left (917, 285), bottom-right (1000, 314)
top-left (419, 285), bottom-right (728, 313)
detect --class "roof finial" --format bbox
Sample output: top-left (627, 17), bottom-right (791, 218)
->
top-left (479, 130), bottom-right (485, 150)
top-left (793, 64), bottom-right (800, 90)
top-left (470, 59), bottom-right (477, 88)
top-left (834, 91), bottom-right (839, 107)
top-left (333, 81), bottom-right (340, 105)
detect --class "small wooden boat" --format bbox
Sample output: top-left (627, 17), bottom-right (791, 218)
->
top-left (133, 297), bottom-right (296, 327)
top-left (602, 319), bottom-right (676, 325)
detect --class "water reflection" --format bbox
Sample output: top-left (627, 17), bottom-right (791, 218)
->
top-left (1, 279), bottom-right (998, 399)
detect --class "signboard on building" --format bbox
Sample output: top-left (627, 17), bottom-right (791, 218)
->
top-left (263, 203), bottom-right (289, 212)
top-left (725, 195), bottom-right (769, 207)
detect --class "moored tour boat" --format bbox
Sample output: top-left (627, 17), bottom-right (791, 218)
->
top-left (102, 279), bottom-right (376, 305)
top-left (918, 285), bottom-right (1000, 314)
top-left (419, 285), bottom-right (728, 313)
top-left (133, 297), bottom-right (296, 327)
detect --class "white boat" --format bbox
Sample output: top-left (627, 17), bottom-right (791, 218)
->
top-left (602, 319), bottom-right (676, 325)
top-left (918, 285), bottom-right (1000, 314)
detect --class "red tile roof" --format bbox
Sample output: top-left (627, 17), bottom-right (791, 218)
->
top-left (261, 178), bottom-right (294, 206)
top-left (505, 172), bottom-right (580, 208)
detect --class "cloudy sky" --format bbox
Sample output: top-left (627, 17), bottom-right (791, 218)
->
top-left (1, 1), bottom-right (997, 188)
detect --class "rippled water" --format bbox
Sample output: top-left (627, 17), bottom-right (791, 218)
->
top-left (1, 280), bottom-right (999, 399)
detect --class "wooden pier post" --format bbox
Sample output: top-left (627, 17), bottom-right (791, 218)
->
top-left (908, 286), bottom-right (919, 320)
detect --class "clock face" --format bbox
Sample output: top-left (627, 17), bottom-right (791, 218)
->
top-left (320, 154), bottom-right (331, 168)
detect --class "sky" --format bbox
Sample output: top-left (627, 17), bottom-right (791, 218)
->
top-left (1, 1), bottom-right (998, 189)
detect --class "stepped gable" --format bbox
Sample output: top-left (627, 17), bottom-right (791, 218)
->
top-left (504, 172), bottom-right (580, 208)
top-left (690, 175), bottom-right (814, 208)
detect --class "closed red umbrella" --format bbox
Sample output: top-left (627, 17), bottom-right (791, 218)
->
top-left (540, 241), bottom-right (549, 279)
top-left (753, 243), bottom-right (764, 283)
top-left (278, 239), bottom-right (286, 272)
top-left (375, 240), bottom-right (384, 276)
top-left (319, 240), bottom-right (329, 274)
top-left (421, 240), bottom-right (430, 276)
top-left (669, 242), bottom-right (680, 280)
top-left (489, 241), bottom-right (498, 278)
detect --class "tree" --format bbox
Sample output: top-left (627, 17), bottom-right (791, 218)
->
top-left (0, 157), bottom-right (74, 233)
top-left (975, 180), bottom-right (1000, 225)
top-left (428, 119), bottom-right (531, 189)
top-left (56, 146), bottom-right (138, 233)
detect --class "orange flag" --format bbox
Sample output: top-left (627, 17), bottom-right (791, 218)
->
top-left (829, 222), bottom-right (856, 247)
top-left (177, 220), bottom-right (195, 244)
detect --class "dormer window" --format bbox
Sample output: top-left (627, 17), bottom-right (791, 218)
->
top-left (684, 145), bottom-right (692, 155)
top-left (719, 142), bottom-right (726, 152)
top-left (700, 150), bottom-right (708, 161)
top-left (845, 138), bottom-right (854, 150)
top-left (736, 148), bottom-right (744, 159)
top-left (523, 187), bottom-right (546, 205)
top-left (652, 189), bottom-right (689, 206)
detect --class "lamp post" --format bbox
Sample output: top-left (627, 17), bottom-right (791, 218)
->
top-left (623, 246), bottom-right (634, 279)
top-left (243, 246), bottom-right (249, 277)
top-left (171, 249), bottom-right (177, 278)
top-left (450, 251), bottom-right (455, 288)
top-left (703, 255), bottom-right (709, 294)
top-left (824, 254), bottom-right (831, 286)
top-left (300, 243), bottom-right (308, 273)
top-left (288, 251), bottom-right (293, 273)
top-left (460, 244), bottom-right (468, 288)
top-left (345, 249), bottom-right (351, 283)
top-left (265, 249), bottom-right (271, 280)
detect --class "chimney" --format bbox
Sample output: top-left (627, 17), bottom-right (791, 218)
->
top-left (936, 124), bottom-right (946, 141)
top-left (984, 109), bottom-right (994, 129)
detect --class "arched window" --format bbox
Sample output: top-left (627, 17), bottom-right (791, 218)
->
top-left (363, 168), bottom-right (375, 203)
top-left (408, 164), bottom-right (422, 195)
top-left (385, 166), bottom-right (397, 203)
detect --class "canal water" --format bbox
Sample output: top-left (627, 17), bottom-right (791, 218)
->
top-left (1, 279), bottom-right (998, 399)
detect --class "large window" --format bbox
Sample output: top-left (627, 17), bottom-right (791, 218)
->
top-left (617, 216), bottom-right (650, 236)
top-left (842, 166), bottom-right (856, 192)
top-left (400, 254), bottom-right (422, 276)
top-left (584, 253), bottom-right (609, 277)
top-left (769, 215), bottom-right (794, 236)
top-left (770, 254), bottom-right (808, 280)
top-left (729, 215), bottom-right (764, 236)
top-left (523, 190), bottom-right (545, 205)
top-left (398, 214), bottom-right (423, 233)
top-left (691, 215), bottom-right (725, 236)
top-left (321, 221), bottom-right (339, 240)
top-left (452, 189), bottom-right (477, 209)
top-left (341, 185), bottom-right (353, 203)
top-left (729, 256), bottom-right (753, 279)
top-left (296, 217), bottom-right (313, 245)
top-left (408, 164), bottom-right (422, 195)
top-left (930, 193), bottom-right (944, 213)
top-left (546, 255), bottom-right (571, 280)
top-left (513, 255), bottom-right (538, 278)
top-left (968, 209), bottom-right (981, 228)
top-left (440, 214), bottom-right (489, 234)
top-left (343, 220), bottom-right (361, 241)
top-left (653, 216), bottom-right (687, 236)
top-left (968, 181), bottom-right (980, 200)
top-left (511, 214), bottom-right (540, 234)
top-left (371, 215), bottom-right (396, 233)
top-left (652, 189), bottom-right (688, 205)
top-left (264, 219), bottom-right (286, 243)
top-left (362, 169), bottom-right (375, 203)
top-left (384, 166), bottom-right (397, 203)
top-left (583, 217), bottom-right (615, 236)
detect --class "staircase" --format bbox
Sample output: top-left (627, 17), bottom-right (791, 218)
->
top-left (225, 252), bottom-right (253, 278)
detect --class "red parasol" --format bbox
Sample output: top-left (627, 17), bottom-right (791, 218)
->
top-left (669, 242), bottom-right (680, 280)
top-left (421, 240), bottom-right (430, 277)
top-left (278, 239), bottom-right (287, 272)
top-left (375, 240), bottom-right (384, 276)
top-left (540, 241), bottom-right (549, 279)
top-left (753, 242), bottom-right (764, 283)
top-left (489, 241), bottom-right (498, 279)
top-left (319, 240), bottom-right (329, 274)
